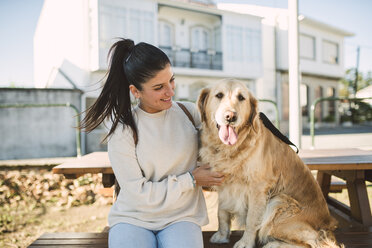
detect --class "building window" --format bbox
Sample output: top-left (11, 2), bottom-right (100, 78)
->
top-left (99, 6), bottom-right (126, 49)
top-left (99, 5), bottom-right (154, 47)
top-left (226, 25), bottom-right (243, 61)
top-left (300, 34), bottom-right (315, 60)
top-left (322, 40), bottom-right (339, 64)
top-left (245, 28), bottom-right (261, 63)
top-left (301, 84), bottom-right (309, 116)
top-left (190, 26), bottom-right (211, 69)
top-left (158, 21), bottom-right (174, 48)
top-left (158, 20), bottom-right (174, 65)
top-left (226, 25), bottom-right (261, 63)
top-left (98, 5), bottom-right (155, 68)
top-left (129, 9), bottom-right (154, 44)
top-left (191, 26), bottom-right (210, 51)
top-left (214, 26), bottom-right (222, 52)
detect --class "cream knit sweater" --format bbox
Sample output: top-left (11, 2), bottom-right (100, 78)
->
top-left (107, 101), bottom-right (208, 230)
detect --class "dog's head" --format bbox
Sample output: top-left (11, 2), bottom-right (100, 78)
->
top-left (197, 79), bottom-right (258, 146)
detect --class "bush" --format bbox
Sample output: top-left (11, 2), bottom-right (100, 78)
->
top-left (351, 101), bottom-right (372, 123)
top-left (323, 115), bottom-right (335, 123)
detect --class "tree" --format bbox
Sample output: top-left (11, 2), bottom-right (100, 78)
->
top-left (340, 68), bottom-right (372, 97)
top-left (339, 69), bottom-right (372, 123)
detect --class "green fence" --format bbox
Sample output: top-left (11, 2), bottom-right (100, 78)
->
top-left (310, 96), bottom-right (372, 149)
top-left (259, 99), bottom-right (280, 128)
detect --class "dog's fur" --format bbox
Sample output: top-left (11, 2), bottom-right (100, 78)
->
top-left (197, 79), bottom-right (341, 248)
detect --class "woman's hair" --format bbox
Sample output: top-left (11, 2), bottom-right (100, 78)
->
top-left (79, 38), bottom-right (170, 144)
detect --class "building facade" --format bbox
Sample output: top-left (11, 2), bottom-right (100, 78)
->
top-left (34, 0), bottom-right (353, 151)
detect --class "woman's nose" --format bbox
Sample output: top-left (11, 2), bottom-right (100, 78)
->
top-left (165, 84), bottom-right (175, 97)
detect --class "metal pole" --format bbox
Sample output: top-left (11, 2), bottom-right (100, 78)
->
top-left (351, 46), bottom-right (360, 122)
top-left (353, 46), bottom-right (360, 96)
top-left (288, 0), bottom-right (301, 148)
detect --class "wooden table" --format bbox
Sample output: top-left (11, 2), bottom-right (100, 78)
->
top-left (299, 148), bottom-right (372, 227)
top-left (53, 148), bottom-right (372, 227)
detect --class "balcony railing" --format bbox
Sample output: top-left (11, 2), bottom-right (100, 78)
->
top-left (160, 46), bottom-right (222, 70)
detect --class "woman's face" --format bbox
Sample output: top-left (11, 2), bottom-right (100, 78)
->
top-left (131, 64), bottom-right (175, 113)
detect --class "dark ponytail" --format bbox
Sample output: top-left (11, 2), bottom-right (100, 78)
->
top-left (79, 38), bottom-right (170, 144)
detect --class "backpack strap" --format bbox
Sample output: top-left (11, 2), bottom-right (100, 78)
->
top-left (177, 102), bottom-right (197, 130)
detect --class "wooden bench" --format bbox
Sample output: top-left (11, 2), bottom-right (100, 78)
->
top-left (28, 229), bottom-right (372, 247)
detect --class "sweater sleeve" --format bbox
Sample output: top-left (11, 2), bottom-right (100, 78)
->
top-left (107, 125), bottom-right (195, 211)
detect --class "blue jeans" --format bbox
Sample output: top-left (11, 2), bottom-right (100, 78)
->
top-left (108, 221), bottom-right (203, 248)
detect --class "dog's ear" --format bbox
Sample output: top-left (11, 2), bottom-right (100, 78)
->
top-left (248, 92), bottom-right (259, 129)
top-left (197, 87), bottom-right (210, 122)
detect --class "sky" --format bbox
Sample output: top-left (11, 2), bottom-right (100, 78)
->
top-left (0, 0), bottom-right (371, 87)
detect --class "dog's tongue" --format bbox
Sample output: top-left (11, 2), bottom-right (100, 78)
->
top-left (218, 125), bottom-right (238, 145)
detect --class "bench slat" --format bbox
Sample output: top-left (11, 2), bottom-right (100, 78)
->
top-left (29, 246), bottom-right (107, 248)
top-left (38, 232), bottom-right (107, 239)
top-left (28, 229), bottom-right (372, 248)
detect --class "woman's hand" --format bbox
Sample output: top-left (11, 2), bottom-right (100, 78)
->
top-left (192, 164), bottom-right (225, 187)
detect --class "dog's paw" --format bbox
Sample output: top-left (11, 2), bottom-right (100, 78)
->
top-left (210, 231), bottom-right (230, 244)
top-left (233, 239), bottom-right (254, 248)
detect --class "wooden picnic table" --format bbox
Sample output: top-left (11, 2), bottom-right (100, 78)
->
top-left (52, 148), bottom-right (372, 227)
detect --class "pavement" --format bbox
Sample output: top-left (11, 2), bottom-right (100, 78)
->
top-left (301, 124), bottom-right (372, 150)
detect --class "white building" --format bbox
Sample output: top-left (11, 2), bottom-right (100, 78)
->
top-left (356, 85), bottom-right (372, 105)
top-left (218, 3), bottom-right (353, 130)
top-left (34, 0), bottom-right (353, 151)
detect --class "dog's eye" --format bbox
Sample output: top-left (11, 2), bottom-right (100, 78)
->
top-left (215, 93), bottom-right (224, 99)
top-left (238, 94), bottom-right (245, 101)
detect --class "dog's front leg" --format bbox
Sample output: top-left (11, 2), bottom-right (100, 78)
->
top-left (210, 207), bottom-right (231, 244)
top-left (234, 192), bottom-right (267, 248)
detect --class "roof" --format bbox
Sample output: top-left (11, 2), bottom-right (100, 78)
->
top-left (217, 3), bottom-right (354, 37)
top-left (157, 0), bottom-right (262, 20)
top-left (301, 16), bottom-right (354, 37)
top-left (357, 84), bottom-right (372, 97)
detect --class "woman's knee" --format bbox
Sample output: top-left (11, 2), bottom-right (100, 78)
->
top-left (109, 223), bottom-right (157, 248)
top-left (157, 221), bottom-right (203, 248)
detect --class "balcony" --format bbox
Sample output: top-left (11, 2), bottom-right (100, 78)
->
top-left (160, 46), bottom-right (222, 70)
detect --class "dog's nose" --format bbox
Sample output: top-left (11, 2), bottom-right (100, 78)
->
top-left (224, 111), bottom-right (237, 123)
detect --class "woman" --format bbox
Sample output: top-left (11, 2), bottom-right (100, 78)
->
top-left (80, 38), bottom-right (224, 248)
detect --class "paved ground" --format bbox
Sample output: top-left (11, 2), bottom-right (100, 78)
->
top-left (301, 124), bottom-right (372, 150)
top-left (303, 123), bottom-right (372, 135)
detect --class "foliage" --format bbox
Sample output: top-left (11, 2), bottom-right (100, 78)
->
top-left (340, 69), bottom-right (372, 97)
top-left (322, 115), bottom-right (335, 123)
top-left (339, 69), bottom-right (372, 123)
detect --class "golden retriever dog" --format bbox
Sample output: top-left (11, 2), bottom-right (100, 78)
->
top-left (197, 79), bottom-right (340, 248)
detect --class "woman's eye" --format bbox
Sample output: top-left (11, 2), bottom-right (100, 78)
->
top-left (238, 94), bottom-right (245, 101)
top-left (215, 92), bottom-right (224, 99)
top-left (155, 86), bottom-right (163, 90)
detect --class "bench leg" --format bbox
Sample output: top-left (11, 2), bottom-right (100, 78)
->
top-left (317, 171), bottom-right (331, 199)
top-left (346, 171), bottom-right (372, 226)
